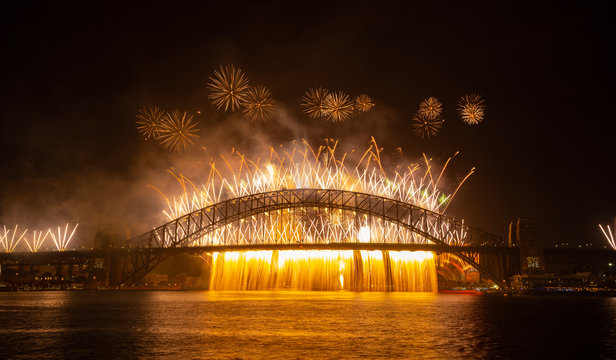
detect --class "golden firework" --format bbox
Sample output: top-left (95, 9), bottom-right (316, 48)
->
top-left (418, 97), bottom-right (442, 119)
top-left (301, 87), bottom-right (330, 118)
top-left (207, 65), bottom-right (250, 111)
top-left (243, 86), bottom-right (276, 122)
top-left (323, 91), bottom-right (354, 122)
top-left (355, 94), bottom-right (375, 112)
top-left (457, 93), bottom-right (485, 125)
top-left (158, 111), bottom-right (200, 153)
top-left (135, 105), bottom-right (165, 140)
top-left (411, 112), bottom-right (443, 139)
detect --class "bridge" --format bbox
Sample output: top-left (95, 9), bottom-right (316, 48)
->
top-left (1, 188), bottom-right (510, 287)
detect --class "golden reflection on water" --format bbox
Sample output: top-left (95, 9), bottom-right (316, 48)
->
top-left (3, 291), bottom-right (616, 359)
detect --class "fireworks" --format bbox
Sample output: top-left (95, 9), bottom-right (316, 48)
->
top-left (322, 91), bottom-right (354, 122)
top-left (301, 87), bottom-right (330, 118)
top-left (24, 230), bottom-right (48, 252)
top-left (49, 223), bottom-right (78, 252)
top-left (418, 97), bottom-right (442, 119)
top-left (135, 105), bottom-right (165, 140)
top-left (242, 86), bottom-right (276, 122)
top-left (158, 111), bottom-right (200, 153)
top-left (1, 225), bottom-right (27, 253)
top-left (207, 65), bottom-right (250, 111)
top-left (153, 138), bottom-right (473, 247)
top-left (457, 93), bottom-right (485, 125)
top-left (355, 94), bottom-right (375, 112)
top-left (411, 112), bottom-right (444, 139)
top-left (599, 224), bottom-right (616, 250)
top-left (210, 249), bottom-right (437, 291)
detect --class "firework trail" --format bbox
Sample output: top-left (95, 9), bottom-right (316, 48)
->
top-left (242, 86), bottom-right (276, 122)
top-left (153, 138), bottom-right (474, 247)
top-left (135, 105), bottom-right (165, 140)
top-left (411, 112), bottom-right (444, 139)
top-left (157, 111), bottom-right (200, 153)
top-left (599, 224), bottom-right (616, 250)
top-left (322, 91), bottom-right (354, 122)
top-left (24, 230), bottom-right (49, 252)
top-left (1, 225), bottom-right (27, 253)
top-left (49, 223), bottom-right (79, 252)
top-left (418, 97), bottom-right (442, 119)
top-left (354, 94), bottom-right (375, 112)
top-left (207, 65), bottom-right (250, 111)
top-left (458, 93), bottom-right (485, 125)
top-left (301, 87), bottom-right (330, 118)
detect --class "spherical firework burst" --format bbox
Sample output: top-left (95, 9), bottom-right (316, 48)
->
top-left (242, 86), bottom-right (276, 123)
top-left (418, 97), bottom-right (442, 119)
top-left (207, 65), bottom-right (250, 111)
top-left (158, 111), bottom-right (200, 153)
top-left (136, 105), bottom-right (165, 140)
top-left (457, 93), bottom-right (485, 125)
top-left (354, 94), bottom-right (375, 112)
top-left (301, 87), bottom-right (330, 118)
top-left (411, 112), bottom-right (444, 139)
top-left (323, 91), bottom-right (354, 122)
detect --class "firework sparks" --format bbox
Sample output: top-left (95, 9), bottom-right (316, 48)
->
top-left (49, 223), bottom-right (78, 252)
top-left (418, 97), bottom-right (442, 119)
top-left (135, 105), bottom-right (165, 140)
top-left (599, 224), bottom-right (616, 250)
top-left (24, 230), bottom-right (49, 252)
top-left (301, 87), bottom-right (330, 118)
top-left (158, 111), bottom-right (200, 153)
top-left (242, 86), bottom-right (276, 122)
top-left (411, 112), bottom-right (444, 139)
top-left (457, 93), bottom-right (485, 125)
top-left (207, 65), bottom-right (250, 111)
top-left (323, 91), bottom-right (354, 122)
top-left (154, 138), bottom-right (473, 247)
top-left (355, 94), bottom-right (375, 112)
top-left (1, 225), bottom-right (27, 253)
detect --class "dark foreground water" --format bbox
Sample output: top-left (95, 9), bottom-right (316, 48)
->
top-left (1, 291), bottom-right (616, 359)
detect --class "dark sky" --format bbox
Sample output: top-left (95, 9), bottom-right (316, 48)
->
top-left (1, 2), bottom-right (614, 247)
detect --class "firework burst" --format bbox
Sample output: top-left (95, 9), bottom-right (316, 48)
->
top-left (355, 94), bottom-right (375, 112)
top-left (135, 105), bottom-right (165, 140)
top-left (25, 230), bottom-right (48, 252)
top-left (301, 87), bottom-right (330, 118)
top-left (323, 91), bottom-right (354, 122)
top-left (457, 93), bottom-right (485, 125)
top-left (1, 225), bottom-right (27, 253)
top-left (411, 112), bottom-right (444, 139)
top-left (158, 111), bottom-right (200, 153)
top-left (242, 86), bottom-right (276, 122)
top-left (152, 138), bottom-right (474, 249)
top-left (49, 223), bottom-right (78, 252)
top-left (418, 97), bottom-right (442, 119)
top-left (207, 65), bottom-right (250, 111)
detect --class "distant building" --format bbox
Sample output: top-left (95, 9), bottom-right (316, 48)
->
top-left (509, 217), bottom-right (545, 274)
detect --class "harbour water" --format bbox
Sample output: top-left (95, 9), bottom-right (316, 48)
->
top-left (2, 291), bottom-right (616, 359)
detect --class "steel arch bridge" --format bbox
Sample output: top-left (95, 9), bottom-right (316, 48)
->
top-left (120, 188), bottom-right (504, 286)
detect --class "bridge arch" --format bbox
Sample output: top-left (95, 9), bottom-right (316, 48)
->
top-left (122, 188), bottom-right (503, 285)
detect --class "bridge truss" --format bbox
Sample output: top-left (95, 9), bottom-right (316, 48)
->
top-left (121, 188), bottom-right (504, 285)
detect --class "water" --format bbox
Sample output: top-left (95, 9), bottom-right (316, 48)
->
top-left (1, 291), bottom-right (616, 359)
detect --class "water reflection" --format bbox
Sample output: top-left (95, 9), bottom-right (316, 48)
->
top-left (1, 291), bottom-right (616, 359)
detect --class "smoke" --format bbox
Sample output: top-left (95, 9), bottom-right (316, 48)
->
top-left (0, 97), bottom-right (471, 250)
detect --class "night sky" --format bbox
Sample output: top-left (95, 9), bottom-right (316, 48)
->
top-left (1, 2), bottom-right (614, 247)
